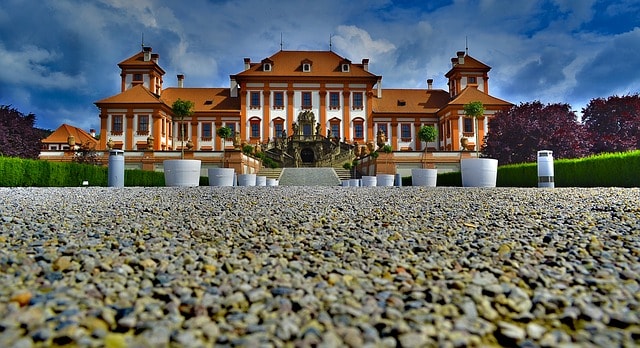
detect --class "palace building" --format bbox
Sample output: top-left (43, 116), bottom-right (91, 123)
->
top-left (92, 46), bottom-right (511, 168)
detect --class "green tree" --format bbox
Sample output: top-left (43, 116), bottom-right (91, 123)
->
top-left (418, 125), bottom-right (437, 151)
top-left (171, 99), bottom-right (195, 159)
top-left (216, 126), bottom-right (232, 167)
top-left (463, 101), bottom-right (485, 156)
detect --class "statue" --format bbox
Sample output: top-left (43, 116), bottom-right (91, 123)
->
top-left (367, 140), bottom-right (375, 153)
top-left (295, 149), bottom-right (301, 168)
top-left (292, 122), bottom-right (299, 135)
top-left (233, 133), bottom-right (241, 149)
top-left (316, 122), bottom-right (321, 135)
top-left (353, 141), bottom-right (360, 157)
top-left (327, 128), bottom-right (332, 139)
top-left (376, 129), bottom-right (387, 149)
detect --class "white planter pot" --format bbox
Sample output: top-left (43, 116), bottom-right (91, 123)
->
top-left (208, 168), bottom-right (235, 187)
top-left (256, 176), bottom-right (267, 186)
top-left (460, 158), bottom-right (498, 187)
top-left (342, 180), bottom-right (350, 187)
top-left (237, 174), bottom-right (257, 186)
top-left (266, 178), bottom-right (279, 186)
top-left (411, 168), bottom-right (438, 187)
top-left (164, 160), bottom-right (202, 187)
top-left (377, 174), bottom-right (395, 187)
top-left (349, 179), bottom-right (360, 187)
top-left (361, 176), bottom-right (377, 187)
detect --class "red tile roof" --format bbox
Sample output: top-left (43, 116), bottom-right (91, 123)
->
top-left (234, 50), bottom-right (379, 79)
top-left (42, 124), bottom-right (98, 146)
top-left (448, 85), bottom-right (512, 107)
top-left (161, 88), bottom-right (239, 113)
top-left (373, 89), bottom-right (451, 114)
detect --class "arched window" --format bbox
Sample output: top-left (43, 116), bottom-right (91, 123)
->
top-left (353, 118), bottom-right (365, 140)
top-left (249, 118), bottom-right (261, 140)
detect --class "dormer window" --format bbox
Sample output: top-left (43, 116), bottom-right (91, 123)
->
top-left (341, 64), bottom-right (350, 72)
top-left (302, 63), bottom-right (311, 72)
top-left (263, 63), bottom-right (271, 72)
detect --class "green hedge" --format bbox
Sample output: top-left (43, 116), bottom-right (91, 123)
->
top-left (437, 150), bottom-right (640, 187)
top-left (0, 157), bottom-right (165, 187)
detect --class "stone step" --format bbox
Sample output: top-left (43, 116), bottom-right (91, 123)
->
top-left (279, 168), bottom-right (341, 186)
top-left (333, 168), bottom-right (353, 181)
top-left (257, 167), bottom-right (283, 180)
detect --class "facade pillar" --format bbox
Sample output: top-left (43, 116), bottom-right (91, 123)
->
top-left (99, 111), bottom-right (108, 150)
top-left (214, 121), bottom-right (223, 151)
top-left (414, 122), bottom-right (422, 151)
top-left (191, 120), bottom-right (198, 150)
top-left (263, 89), bottom-right (271, 141)
top-left (239, 85), bottom-right (247, 142)
top-left (287, 89), bottom-right (295, 136)
top-left (342, 90), bottom-right (350, 142)
top-left (152, 111), bottom-right (162, 150)
top-left (390, 122), bottom-right (398, 150)
top-left (319, 89), bottom-right (327, 136)
top-left (125, 110), bottom-right (134, 150)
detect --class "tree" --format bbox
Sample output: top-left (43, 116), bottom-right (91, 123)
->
top-left (0, 105), bottom-right (46, 159)
top-left (482, 101), bottom-right (591, 164)
top-left (171, 99), bottom-right (195, 159)
top-left (216, 126), bottom-right (232, 167)
top-left (463, 101), bottom-right (485, 156)
top-left (418, 125), bottom-right (437, 151)
top-left (73, 141), bottom-right (101, 165)
top-left (582, 94), bottom-right (640, 154)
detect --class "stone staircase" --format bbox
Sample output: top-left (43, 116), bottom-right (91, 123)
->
top-left (278, 168), bottom-right (341, 186)
top-left (333, 167), bottom-right (353, 181)
top-left (257, 167), bottom-right (283, 180)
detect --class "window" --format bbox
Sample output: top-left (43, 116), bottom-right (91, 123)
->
top-left (353, 92), bottom-right (363, 110)
top-left (354, 120), bottom-right (364, 140)
top-left (302, 92), bottom-right (312, 109)
top-left (250, 119), bottom-right (260, 139)
top-left (302, 63), bottom-right (311, 72)
top-left (331, 123), bottom-right (340, 139)
top-left (377, 124), bottom-right (387, 138)
top-left (342, 64), bottom-right (350, 72)
top-left (468, 76), bottom-right (477, 84)
top-left (263, 63), bottom-right (271, 71)
top-left (225, 123), bottom-right (236, 139)
top-left (250, 91), bottom-right (260, 109)
top-left (329, 92), bottom-right (340, 109)
top-left (133, 74), bottom-right (143, 81)
top-left (275, 122), bottom-right (284, 138)
top-left (137, 115), bottom-right (149, 135)
top-left (178, 123), bottom-right (189, 141)
top-left (401, 123), bottom-right (411, 141)
top-left (202, 123), bottom-right (212, 140)
top-left (463, 118), bottom-right (474, 133)
top-left (273, 92), bottom-right (284, 109)
top-left (112, 115), bottom-right (123, 135)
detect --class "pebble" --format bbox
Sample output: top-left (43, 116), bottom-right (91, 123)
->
top-left (0, 186), bottom-right (639, 346)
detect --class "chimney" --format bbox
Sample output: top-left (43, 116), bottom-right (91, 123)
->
top-left (151, 53), bottom-right (159, 64)
top-left (143, 46), bottom-right (152, 62)
top-left (90, 129), bottom-right (96, 137)
top-left (177, 74), bottom-right (184, 88)
top-left (451, 57), bottom-right (458, 67)
top-left (427, 79), bottom-right (433, 90)
top-left (377, 78), bottom-right (382, 98)
top-left (362, 58), bottom-right (369, 72)
top-left (457, 51), bottom-right (465, 65)
top-left (244, 58), bottom-right (251, 70)
top-left (230, 78), bottom-right (238, 98)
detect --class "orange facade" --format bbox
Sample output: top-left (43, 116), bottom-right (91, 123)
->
top-left (94, 47), bottom-right (512, 154)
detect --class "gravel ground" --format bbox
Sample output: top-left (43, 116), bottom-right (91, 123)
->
top-left (0, 186), bottom-right (639, 347)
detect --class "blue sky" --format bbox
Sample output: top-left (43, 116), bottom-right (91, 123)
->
top-left (1, 0), bottom-right (639, 132)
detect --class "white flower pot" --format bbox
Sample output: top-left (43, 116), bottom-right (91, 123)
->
top-left (237, 174), bottom-right (257, 186)
top-left (361, 176), bottom-right (377, 187)
top-left (342, 180), bottom-right (350, 187)
top-left (411, 168), bottom-right (438, 187)
top-left (460, 158), bottom-right (498, 187)
top-left (208, 168), bottom-right (235, 187)
top-left (256, 176), bottom-right (267, 186)
top-left (376, 174), bottom-right (395, 187)
top-left (164, 160), bottom-right (202, 187)
top-left (266, 178), bottom-right (279, 186)
top-left (349, 179), bottom-right (360, 187)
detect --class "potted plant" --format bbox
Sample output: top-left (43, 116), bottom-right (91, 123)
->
top-left (209, 126), bottom-right (235, 186)
top-left (164, 99), bottom-right (201, 187)
top-left (376, 144), bottom-right (395, 186)
top-left (412, 125), bottom-right (438, 186)
top-left (460, 101), bottom-right (498, 187)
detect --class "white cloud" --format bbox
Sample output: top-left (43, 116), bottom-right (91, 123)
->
top-left (0, 43), bottom-right (85, 89)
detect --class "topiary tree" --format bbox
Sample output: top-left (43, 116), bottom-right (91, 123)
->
top-left (216, 126), bottom-right (233, 167)
top-left (418, 125), bottom-right (437, 151)
top-left (171, 99), bottom-right (195, 159)
top-left (463, 101), bottom-right (485, 156)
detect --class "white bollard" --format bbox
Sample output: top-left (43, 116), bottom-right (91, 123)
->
top-left (537, 150), bottom-right (554, 188)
